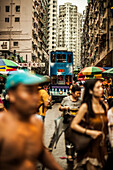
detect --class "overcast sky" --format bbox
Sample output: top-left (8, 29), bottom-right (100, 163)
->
top-left (57, 0), bottom-right (88, 14)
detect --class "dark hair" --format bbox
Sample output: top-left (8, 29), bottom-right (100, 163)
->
top-left (82, 79), bottom-right (106, 117)
top-left (71, 85), bottom-right (81, 93)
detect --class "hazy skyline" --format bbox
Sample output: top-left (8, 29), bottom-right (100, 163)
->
top-left (58, 0), bottom-right (88, 14)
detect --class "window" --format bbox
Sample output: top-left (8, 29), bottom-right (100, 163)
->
top-left (51, 75), bottom-right (57, 84)
top-left (15, 17), bottom-right (20, 22)
top-left (67, 54), bottom-right (72, 63)
top-left (13, 42), bottom-right (18, 46)
top-left (5, 18), bottom-right (9, 22)
top-left (6, 6), bottom-right (10, 12)
top-left (57, 54), bottom-right (66, 63)
top-left (58, 75), bottom-right (65, 84)
top-left (51, 54), bottom-right (55, 62)
top-left (16, 6), bottom-right (20, 12)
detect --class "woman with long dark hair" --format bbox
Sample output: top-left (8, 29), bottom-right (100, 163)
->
top-left (71, 79), bottom-right (108, 170)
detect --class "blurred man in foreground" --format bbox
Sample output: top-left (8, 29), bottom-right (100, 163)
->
top-left (0, 71), bottom-right (62, 170)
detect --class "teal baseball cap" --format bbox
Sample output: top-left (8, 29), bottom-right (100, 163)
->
top-left (5, 71), bottom-right (49, 90)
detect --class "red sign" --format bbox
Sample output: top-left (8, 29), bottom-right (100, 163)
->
top-left (58, 69), bottom-right (64, 72)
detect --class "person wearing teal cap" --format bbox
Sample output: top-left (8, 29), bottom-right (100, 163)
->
top-left (0, 71), bottom-right (62, 170)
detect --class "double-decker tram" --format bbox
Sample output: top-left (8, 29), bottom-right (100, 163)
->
top-left (50, 50), bottom-right (73, 101)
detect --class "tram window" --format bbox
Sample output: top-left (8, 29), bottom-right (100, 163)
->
top-left (58, 75), bottom-right (65, 84)
top-left (51, 54), bottom-right (55, 62)
top-left (51, 75), bottom-right (57, 84)
top-left (67, 54), bottom-right (72, 63)
top-left (57, 54), bottom-right (66, 63)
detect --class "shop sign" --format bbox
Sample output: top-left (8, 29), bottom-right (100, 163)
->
top-left (19, 62), bottom-right (45, 67)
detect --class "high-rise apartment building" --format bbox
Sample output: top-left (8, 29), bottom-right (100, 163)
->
top-left (47, 0), bottom-right (57, 54)
top-left (57, 3), bottom-right (82, 70)
top-left (81, 0), bottom-right (113, 68)
top-left (0, 0), bottom-right (49, 74)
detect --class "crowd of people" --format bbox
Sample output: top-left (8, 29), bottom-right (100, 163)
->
top-left (0, 71), bottom-right (113, 170)
top-left (58, 79), bottom-right (113, 170)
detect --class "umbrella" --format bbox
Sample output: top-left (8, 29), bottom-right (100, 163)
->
top-left (79, 67), bottom-right (105, 76)
top-left (0, 69), bottom-right (25, 76)
top-left (0, 66), bottom-right (17, 72)
top-left (0, 59), bottom-right (20, 67)
top-left (103, 68), bottom-right (113, 74)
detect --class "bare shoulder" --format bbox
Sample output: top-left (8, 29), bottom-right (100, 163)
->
top-left (31, 114), bottom-right (43, 129)
top-left (80, 103), bottom-right (88, 111)
top-left (71, 103), bottom-right (88, 125)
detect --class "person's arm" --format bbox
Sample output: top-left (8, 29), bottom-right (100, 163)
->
top-left (59, 105), bottom-right (70, 112)
top-left (39, 147), bottom-right (63, 170)
top-left (71, 103), bottom-right (102, 139)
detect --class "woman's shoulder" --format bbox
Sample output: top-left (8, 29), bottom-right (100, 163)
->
top-left (80, 103), bottom-right (88, 112)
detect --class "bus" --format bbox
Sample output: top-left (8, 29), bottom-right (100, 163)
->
top-left (50, 50), bottom-right (73, 101)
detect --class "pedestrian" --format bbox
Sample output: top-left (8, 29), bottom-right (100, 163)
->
top-left (71, 79), bottom-right (108, 170)
top-left (0, 71), bottom-right (62, 170)
top-left (37, 81), bottom-right (52, 122)
top-left (59, 84), bottom-right (81, 164)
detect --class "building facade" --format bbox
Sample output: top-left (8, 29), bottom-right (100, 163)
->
top-left (77, 13), bottom-right (83, 69)
top-left (47, 0), bottom-right (57, 54)
top-left (57, 3), bottom-right (82, 70)
top-left (0, 0), bottom-right (49, 74)
top-left (81, 0), bottom-right (113, 68)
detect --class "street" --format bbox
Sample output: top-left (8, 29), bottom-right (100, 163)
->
top-left (44, 103), bottom-right (68, 170)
